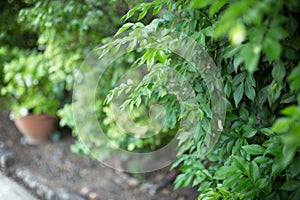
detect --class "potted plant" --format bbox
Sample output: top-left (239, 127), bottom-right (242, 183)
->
top-left (0, 50), bottom-right (69, 144)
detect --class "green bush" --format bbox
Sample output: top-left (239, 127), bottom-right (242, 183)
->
top-left (96, 0), bottom-right (300, 199)
top-left (1, 50), bottom-right (68, 117)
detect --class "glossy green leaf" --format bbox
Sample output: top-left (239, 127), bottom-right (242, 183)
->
top-left (232, 156), bottom-right (248, 174)
top-left (243, 128), bottom-right (257, 138)
top-left (242, 144), bottom-right (265, 155)
top-left (249, 161), bottom-right (260, 182)
top-left (214, 166), bottom-right (239, 180)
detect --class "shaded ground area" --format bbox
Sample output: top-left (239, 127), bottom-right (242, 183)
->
top-left (0, 111), bottom-right (198, 200)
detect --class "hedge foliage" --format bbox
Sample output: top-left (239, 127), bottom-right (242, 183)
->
top-left (105, 0), bottom-right (300, 199)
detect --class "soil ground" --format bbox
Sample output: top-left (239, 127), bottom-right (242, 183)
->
top-left (0, 110), bottom-right (198, 200)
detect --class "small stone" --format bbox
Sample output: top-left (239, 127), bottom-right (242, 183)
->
top-left (80, 187), bottom-right (89, 195)
top-left (127, 177), bottom-right (139, 187)
top-left (88, 192), bottom-right (97, 199)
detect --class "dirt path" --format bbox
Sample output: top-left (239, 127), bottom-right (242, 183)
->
top-left (0, 111), bottom-right (197, 200)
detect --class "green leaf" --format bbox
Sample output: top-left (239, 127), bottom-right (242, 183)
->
top-left (200, 104), bottom-right (212, 118)
top-left (272, 62), bottom-right (286, 83)
top-left (272, 117), bottom-right (292, 133)
top-left (190, 0), bottom-right (211, 8)
top-left (209, 0), bottom-right (227, 17)
top-left (281, 145), bottom-right (297, 168)
top-left (290, 188), bottom-right (300, 200)
top-left (256, 178), bottom-right (268, 189)
top-left (240, 43), bottom-right (261, 73)
top-left (188, 111), bottom-right (195, 122)
top-left (115, 23), bottom-right (134, 35)
top-left (249, 161), bottom-right (260, 182)
top-left (280, 180), bottom-right (300, 191)
top-left (242, 144), bottom-right (265, 155)
top-left (122, 6), bottom-right (139, 21)
top-left (138, 5), bottom-right (151, 21)
top-left (232, 177), bottom-right (250, 193)
top-left (223, 172), bottom-right (242, 188)
top-left (214, 166), bottom-right (239, 180)
top-left (163, 11), bottom-right (177, 21)
top-left (260, 128), bottom-right (274, 136)
top-left (232, 156), bottom-right (248, 174)
top-left (271, 159), bottom-right (285, 177)
top-left (281, 105), bottom-right (300, 117)
top-left (224, 82), bottom-right (232, 97)
top-left (243, 128), bottom-right (257, 138)
top-left (189, 19), bottom-right (197, 33)
top-left (263, 37), bottom-right (282, 60)
top-left (153, 4), bottom-right (162, 15)
top-left (290, 156), bottom-right (300, 178)
top-left (232, 73), bottom-right (245, 86)
top-left (234, 83), bottom-right (244, 107)
top-left (239, 107), bottom-right (249, 120)
top-left (244, 76), bottom-right (256, 101)
top-left (253, 156), bottom-right (271, 165)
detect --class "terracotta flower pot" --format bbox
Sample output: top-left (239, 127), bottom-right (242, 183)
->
top-left (14, 114), bottom-right (58, 145)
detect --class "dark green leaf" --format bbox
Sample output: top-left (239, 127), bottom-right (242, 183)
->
top-left (232, 73), bottom-right (245, 86)
top-left (256, 178), bottom-right (268, 189)
top-left (244, 76), bottom-right (256, 101)
top-left (234, 83), bottom-right (244, 107)
top-left (280, 180), bottom-right (300, 191)
top-left (290, 156), bottom-right (300, 178)
top-left (243, 128), bottom-right (257, 138)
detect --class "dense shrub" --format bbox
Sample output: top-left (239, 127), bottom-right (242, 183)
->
top-left (96, 0), bottom-right (300, 199)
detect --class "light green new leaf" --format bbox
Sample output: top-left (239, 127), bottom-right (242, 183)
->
top-left (272, 117), bottom-right (292, 133)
